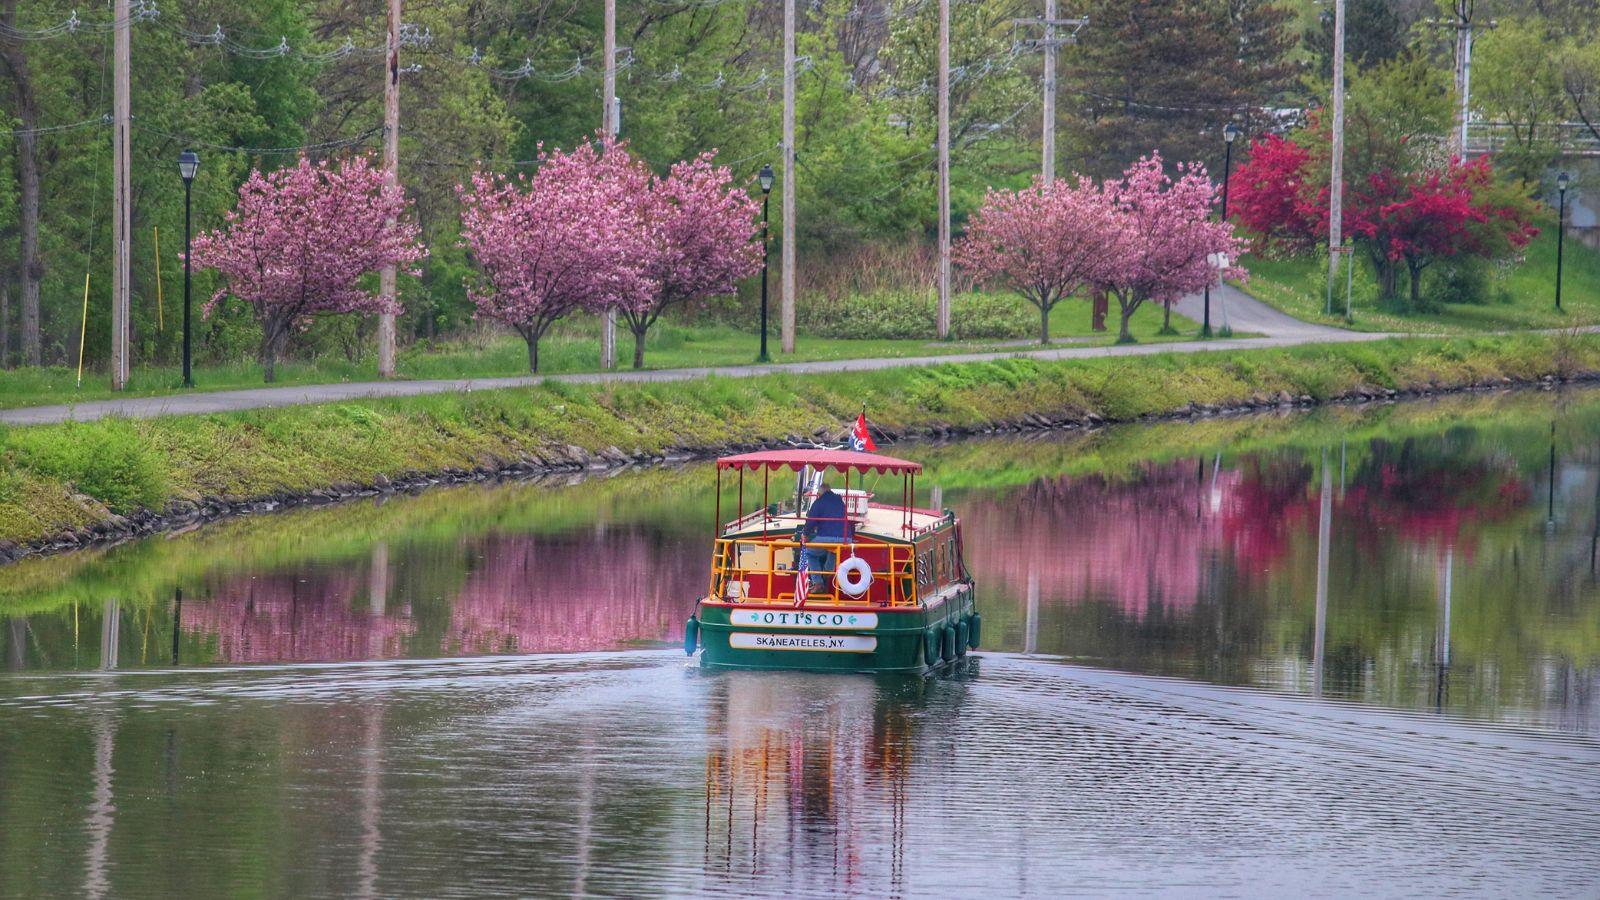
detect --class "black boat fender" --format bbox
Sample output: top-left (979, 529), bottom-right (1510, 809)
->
top-left (684, 617), bottom-right (700, 656)
top-left (955, 619), bottom-right (969, 657)
top-left (968, 613), bottom-right (982, 650)
top-left (924, 628), bottom-right (942, 667)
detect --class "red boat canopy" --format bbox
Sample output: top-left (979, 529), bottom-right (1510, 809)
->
top-left (716, 448), bottom-right (922, 475)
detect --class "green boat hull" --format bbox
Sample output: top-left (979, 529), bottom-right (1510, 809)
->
top-left (692, 586), bottom-right (978, 674)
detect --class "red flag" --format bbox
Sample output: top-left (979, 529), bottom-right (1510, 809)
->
top-left (850, 412), bottom-right (878, 452)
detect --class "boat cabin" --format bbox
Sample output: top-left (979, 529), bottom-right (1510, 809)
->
top-left (706, 449), bottom-right (966, 609)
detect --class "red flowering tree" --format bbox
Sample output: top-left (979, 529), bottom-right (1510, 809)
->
top-left (1347, 157), bottom-right (1539, 308)
top-left (1225, 134), bottom-right (1322, 256)
top-left (458, 140), bottom-right (654, 372)
top-left (1095, 154), bottom-right (1247, 343)
top-left (954, 176), bottom-right (1122, 344)
top-left (625, 153), bottom-right (762, 369)
top-left (1227, 135), bottom-right (1539, 309)
top-left (190, 155), bottom-right (426, 382)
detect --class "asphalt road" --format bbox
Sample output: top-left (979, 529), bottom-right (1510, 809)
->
top-left (1, 287), bottom-right (1388, 426)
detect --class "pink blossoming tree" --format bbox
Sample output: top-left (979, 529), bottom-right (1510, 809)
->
top-left (458, 140), bottom-right (654, 372)
top-left (190, 154), bottom-right (425, 382)
top-left (625, 153), bottom-right (762, 369)
top-left (1096, 153), bottom-right (1247, 343)
top-left (954, 176), bottom-right (1121, 344)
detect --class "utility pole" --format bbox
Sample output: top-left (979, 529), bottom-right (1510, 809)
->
top-left (1451, 1), bottom-right (1474, 156)
top-left (1042, 0), bottom-right (1055, 182)
top-left (781, 0), bottom-right (797, 353)
top-left (600, 0), bottom-right (618, 370)
top-left (1015, 10), bottom-right (1086, 183)
top-left (1325, 0), bottom-right (1345, 315)
top-left (936, 0), bottom-right (951, 340)
top-left (377, 0), bottom-right (401, 378)
top-left (111, 0), bottom-right (131, 390)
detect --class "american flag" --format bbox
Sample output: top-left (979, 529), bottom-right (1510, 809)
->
top-left (793, 541), bottom-right (810, 607)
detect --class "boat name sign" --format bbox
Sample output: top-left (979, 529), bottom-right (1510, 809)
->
top-left (728, 633), bottom-right (878, 653)
top-left (730, 610), bottom-right (879, 629)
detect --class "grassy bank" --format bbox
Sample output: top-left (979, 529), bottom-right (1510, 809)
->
top-left (0, 301), bottom-right (1196, 410)
top-left (2, 332), bottom-right (1598, 551)
top-left (1239, 221), bottom-right (1600, 333)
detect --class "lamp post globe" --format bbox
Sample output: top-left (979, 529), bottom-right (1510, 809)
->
top-left (757, 164), bottom-right (775, 363)
top-left (178, 150), bottom-right (199, 387)
top-left (1556, 172), bottom-right (1570, 312)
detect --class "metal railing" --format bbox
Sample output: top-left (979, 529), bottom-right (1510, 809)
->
top-left (708, 537), bottom-right (918, 607)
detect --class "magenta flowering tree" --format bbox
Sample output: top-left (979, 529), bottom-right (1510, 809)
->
top-left (625, 153), bottom-right (762, 369)
top-left (458, 140), bottom-right (654, 373)
top-left (1095, 153), bottom-right (1247, 343)
top-left (190, 154), bottom-right (425, 382)
top-left (954, 176), bottom-right (1120, 345)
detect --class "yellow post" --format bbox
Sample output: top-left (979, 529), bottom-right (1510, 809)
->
top-left (153, 226), bottom-right (164, 331)
top-left (76, 273), bottom-right (91, 389)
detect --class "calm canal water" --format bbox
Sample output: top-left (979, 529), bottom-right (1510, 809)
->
top-left (2, 391), bottom-right (1598, 897)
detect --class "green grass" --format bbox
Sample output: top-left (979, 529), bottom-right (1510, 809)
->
top-left (2, 330), bottom-right (1597, 547)
top-left (1238, 220), bottom-right (1600, 333)
top-left (0, 300), bottom-right (1197, 410)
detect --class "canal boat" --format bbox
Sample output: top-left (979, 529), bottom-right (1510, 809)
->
top-left (685, 448), bottom-right (978, 673)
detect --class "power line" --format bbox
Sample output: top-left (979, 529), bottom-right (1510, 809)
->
top-left (6, 115), bottom-right (113, 137)
top-left (0, 1), bottom-right (158, 40)
top-left (132, 122), bottom-right (384, 155)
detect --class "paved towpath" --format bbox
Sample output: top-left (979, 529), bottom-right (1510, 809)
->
top-left (1171, 283), bottom-right (1354, 340)
top-left (1, 287), bottom-right (1389, 426)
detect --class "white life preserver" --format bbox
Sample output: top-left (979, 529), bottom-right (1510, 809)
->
top-left (836, 556), bottom-right (873, 597)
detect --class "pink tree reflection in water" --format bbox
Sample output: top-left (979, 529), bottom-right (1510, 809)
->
top-left (182, 571), bottom-right (416, 664)
top-left (963, 461), bottom-right (1250, 619)
top-left (445, 530), bottom-right (703, 655)
top-left (182, 527), bottom-right (704, 664)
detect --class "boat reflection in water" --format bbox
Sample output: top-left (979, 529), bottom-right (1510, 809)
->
top-left (699, 666), bottom-right (972, 894)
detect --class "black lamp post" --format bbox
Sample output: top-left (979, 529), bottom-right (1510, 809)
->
top-left (1556, 171), bottom-right (1570, 312)
top-left (1203, 123), bottom-right (1242, 338)
top-left (178, 150), bottom-right (199, 387)
top-left (757, 163), bottom-right (775, 363)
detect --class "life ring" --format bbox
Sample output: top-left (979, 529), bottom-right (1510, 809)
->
top-left (836, 556), bottom-right (873, 597)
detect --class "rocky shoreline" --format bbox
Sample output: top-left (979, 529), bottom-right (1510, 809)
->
top-left (1, 372), bottom-right (1589, 568)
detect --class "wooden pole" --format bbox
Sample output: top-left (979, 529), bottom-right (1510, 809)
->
top-left (781, 0), bottom-right (797, 354)
top-left (601, 0), bottom-right (618, 370)
top-left (1326, 0), bottom-right (1345, 315)
top-left (1041, 0), bottom-right (1056, 183)
top-left (377, 0), bottom-right (401, 378)
top-left (111, 0), bottom-right (131, 390)
top-left (936, 0), bottom-right (951, 339)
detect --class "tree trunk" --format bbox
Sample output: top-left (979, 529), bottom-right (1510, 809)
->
top-left (1038, 303), bottom-right (1050, 345)
top-left (0, 7), bottom-right (45, 365)
top-left (632, 327), bottom-right (647, 369)
top-left (1162, 301), bottom-right (1172, 332)
top-left (1408, 259), bottom-right (1424, 310)
top-left (526, 333), bottom-right (540, 373)
top-left (259, 322), bottom-right (288, 383)
top-left (1117, 296), bottom-right (1138, 344)
top-left (1091, 291), bottom-right (1107, 332)
top-left (1368, 247), bottom-right (1399, 307)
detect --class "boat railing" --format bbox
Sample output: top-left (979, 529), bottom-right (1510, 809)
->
top-left (708, 537), bottom-right (918, 607)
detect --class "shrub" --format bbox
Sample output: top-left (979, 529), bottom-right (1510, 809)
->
top-left (1428, 258), bottom-right (1492, 306)
top-left (5, 420), bottom-right (168, 513)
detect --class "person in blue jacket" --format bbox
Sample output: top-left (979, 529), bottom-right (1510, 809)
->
top-left (801, 484), bottom-right (850, 595)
